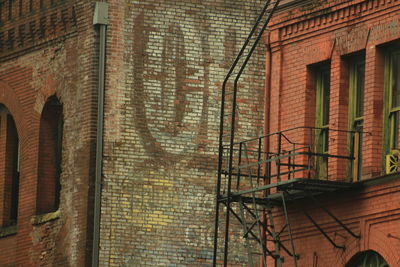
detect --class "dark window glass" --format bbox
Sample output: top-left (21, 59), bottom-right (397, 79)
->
top-left (36, 97), bottom-right (63, 214)
top-left (0, 108), bottom-right (19, 227)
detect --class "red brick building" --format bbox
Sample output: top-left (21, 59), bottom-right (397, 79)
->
top-left (267, 0), bottom-right (400, 265)
top-left (0, 0), bottom-right (99, 266)
top-left (214, 0), bottom-right (400, 266)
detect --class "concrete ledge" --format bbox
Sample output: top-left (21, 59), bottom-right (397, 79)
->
top-left (0, 225), bottom-right (17, 238)
top-left (31, 210), bottom-right (61, 225)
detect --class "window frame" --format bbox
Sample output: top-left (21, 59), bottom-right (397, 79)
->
top-left (348, 56), bottom-right (365, 181)
top-left (383, 49), bottom-right (400, 164)
top-left (315, 64), bottom-right (331, 179)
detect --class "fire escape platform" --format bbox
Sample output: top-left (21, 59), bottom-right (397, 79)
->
top-left (265, 178), bottom-right (359, 201)
top-left (276, 178), bottom-right (356, 192)
top-left (225, 178), bottom-right (359, 206)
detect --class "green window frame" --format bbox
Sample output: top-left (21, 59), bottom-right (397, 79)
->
top-left (315, 65), bottom-right (330, 179)
top-left (383, 49), bottom-right (400, 169)
top-left (348, 57), bottom-right (365, 181)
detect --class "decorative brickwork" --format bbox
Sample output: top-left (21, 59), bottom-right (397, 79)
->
top-left (0, 0), bottom-right (77, 60)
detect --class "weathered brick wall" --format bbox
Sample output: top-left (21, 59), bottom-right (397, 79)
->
top-left (100, 0), bottom-right (268, 266)
top-left (0, 1), bottom-right (96, 266)
top-left (262, 1), bottom-right (400, 266)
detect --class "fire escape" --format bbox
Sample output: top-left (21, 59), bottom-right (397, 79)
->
top-left (212, 1), bottom-right (362, 266)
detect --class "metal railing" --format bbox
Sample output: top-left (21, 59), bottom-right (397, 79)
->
top-left (219, 126), bottom-right (366, 197)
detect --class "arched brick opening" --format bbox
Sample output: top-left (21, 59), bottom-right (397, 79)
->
top-left (0, 105), bottom-right (20, 227)
top-left (346, 250), bottom-right (389, 267)
top-left (0, 81), bottom-right (26, 142)
top-left (36, 96), bottom-right (63, 214)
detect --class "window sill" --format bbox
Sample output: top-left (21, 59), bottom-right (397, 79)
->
top-left (31, 209), bottom-right (61, 225)
top-left (356, 172), bottom-right (399, 187)
top-left (0, 225), bottom-right (17, 238)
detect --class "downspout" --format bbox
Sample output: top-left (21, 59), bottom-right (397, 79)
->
top-left (92, 2), bottom-right (108, 267)
top-left (264, 31), bottom-right (272, 184)
top-left (262, 31), bottom-right (272, 265)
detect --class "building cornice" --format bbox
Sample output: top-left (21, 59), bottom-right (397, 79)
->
top-left (270, 0), bottom-right (399, 43)
top-left (0, 2), bottom-right (77, 60)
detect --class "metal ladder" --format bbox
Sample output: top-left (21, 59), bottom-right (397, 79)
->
top-left (213, 1), bottom-right (281, 266)
top-left (213, 0), bottom-right (282, 266)
top-left (237, 143), bottom-right (298, 267)
top-left (218, 0), bottom-right (281, 171)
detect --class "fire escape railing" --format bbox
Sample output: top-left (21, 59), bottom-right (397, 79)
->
top-left (224, 126), bottom-right (363, 196)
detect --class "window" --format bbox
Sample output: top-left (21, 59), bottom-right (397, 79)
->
top-left (36, 96), bottom-right (63, 214)
top-left (348, 57), bottom-right (365, 180)
top-left (384, 49), bottom-right (400, 173)
top-left (315, 64), bottom-right (330, 179)
top-left (0, 106), bottom-right (19, 227)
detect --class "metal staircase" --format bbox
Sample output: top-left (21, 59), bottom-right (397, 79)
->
top-left (214, 127), bottom-right (363, 266)
top-left (212, 1), bottom-right (363, 266)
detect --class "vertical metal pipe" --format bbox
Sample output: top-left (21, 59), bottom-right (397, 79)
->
top-left (92, 23), bottom-right (106, 267)
top-left (359, 131), bottom-right (362, 181)
top-left (281, 192), bottom-right (298, 267)
top-left (277, 133), bottom-right (282, 182)
top-left (308, 128), bottom-right (313, 178)
top-left (257, 137), bottom-right (262, 186)
top-left (92, 2), bottom-right (108, 267)
top-left (237, 142), bottom-right (243, 190)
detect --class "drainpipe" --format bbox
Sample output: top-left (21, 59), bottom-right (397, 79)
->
top-left (264, 31), bottom-right (272, 183)
top-left (262, 32), bottom-right (272, 265)
top-left (92, 2), bottom-right (108, 267)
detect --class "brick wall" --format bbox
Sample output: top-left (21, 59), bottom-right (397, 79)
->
top-left (100, 0), bottom-right (268, 266)
top-left (0, 0), bottom-right (96, 266)
top-left (268, 1), bottom-right (400, 178)
top-left (262, 1), bottom-right (400, 266)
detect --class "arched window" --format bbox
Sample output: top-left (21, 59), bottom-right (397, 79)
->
top-left (0, 106), bottom-right (19, 227)
top-left (346, 250), bottom-right (389, 267)
top-left (36, 96), bottom-right (63, 214)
